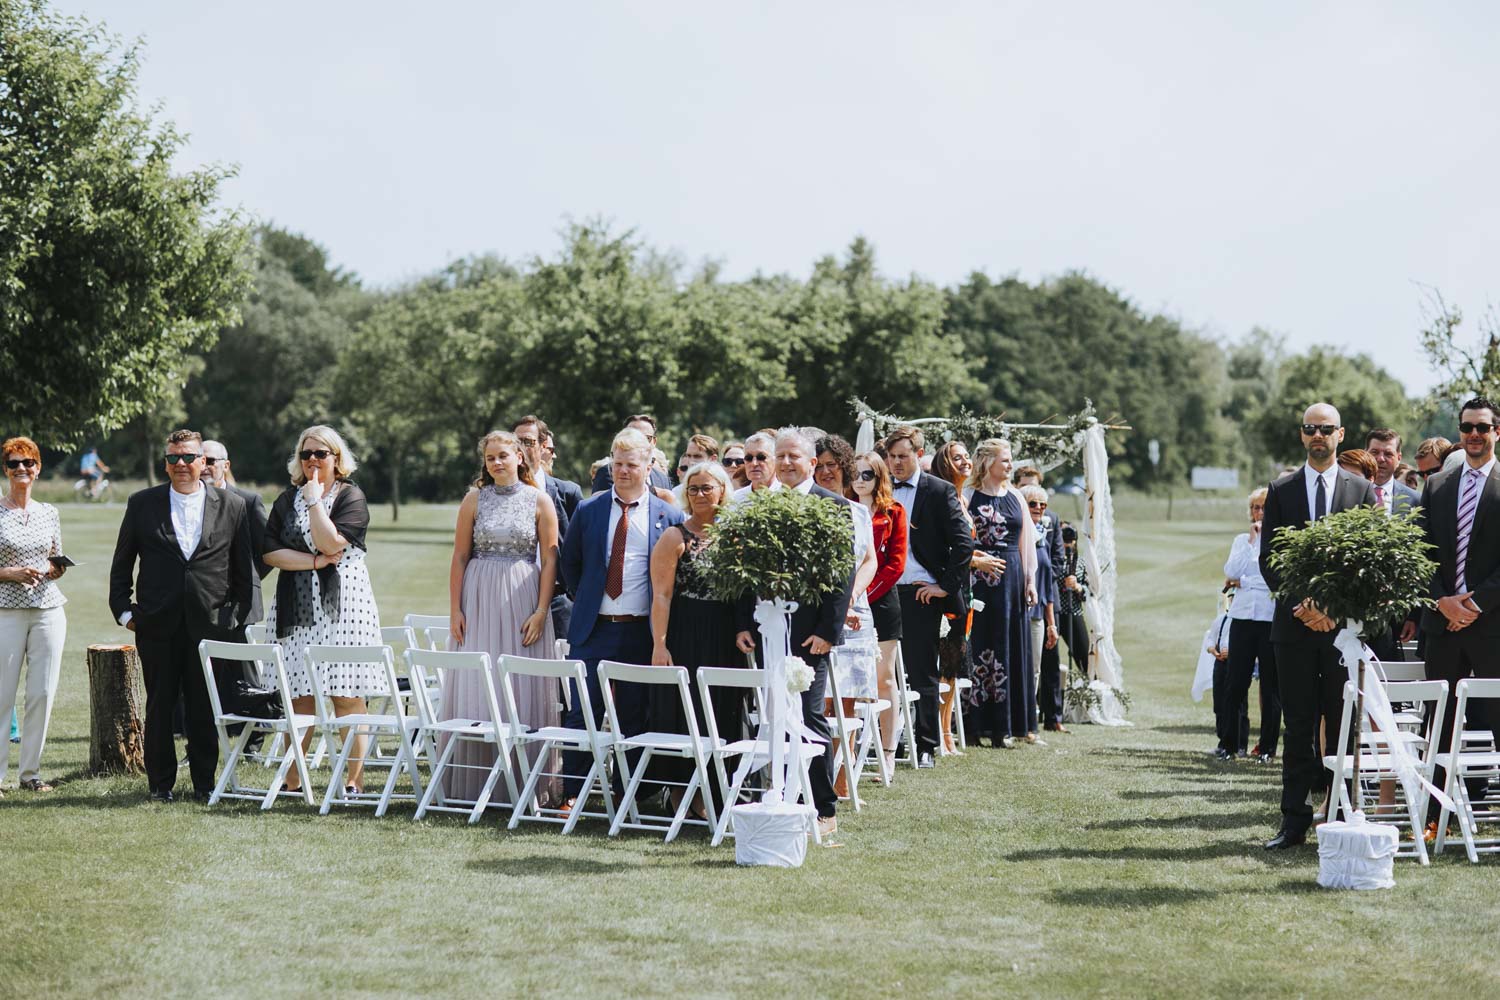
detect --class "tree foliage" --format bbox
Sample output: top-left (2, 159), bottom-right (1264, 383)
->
top-left (1249, 346), bottom-right (1413, 466)
top-left (0, 0), bottom-right (252, 447)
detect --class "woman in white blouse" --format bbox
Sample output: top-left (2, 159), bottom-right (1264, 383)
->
top-left (0, 437), bottom-right (68, 794)
top-left (1221, 487), bottom-right (1278, 764)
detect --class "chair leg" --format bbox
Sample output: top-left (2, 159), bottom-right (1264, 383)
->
top-left (469, 751), bottom-right (508, 824)
top-left (211, 726), bottom-right (254, 805)
top-left (415, 735), bottom-right (459, 820)
top-left (664, 767), bottom-right (697, 843)
top-left (321, 726), bottom-right (356, 815)
top-left (611, 748), bottom-right (650, 836)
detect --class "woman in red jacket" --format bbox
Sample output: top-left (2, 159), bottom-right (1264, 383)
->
top-left (851, 451), bottom-right (906, 773)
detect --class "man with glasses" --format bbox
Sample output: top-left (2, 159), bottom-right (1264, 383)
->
top-left (675, 434), bottom-right (719, 484)
top-left (108, 429), bottom-right (256, 802)
top-left (1414, 436), bottom-right (1452, 480)
top-left (1259, 403), bottom-right (1378, 849)
top-left (590, 414), bottom-right (671, 494)
top-left (1417, 397), bottom-right (1500, 838)
top-left (513, 415), bottom-right (582, 637)
top-left (729, 431), bottom-right (779, 502)
top-left (200, 441), bottom-right (270, 625)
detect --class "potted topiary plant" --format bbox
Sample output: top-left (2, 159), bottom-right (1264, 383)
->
top-left (701, 487), bottom-right (854, 865)
top-left (1267, 503), bottom-right (1439, 888)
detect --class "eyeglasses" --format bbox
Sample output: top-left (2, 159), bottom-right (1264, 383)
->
top-left (745, 453), bottom-right (770, 463)
top-left (1460, 422), bottom-right (1496, 435)
top-left (1419, 467), bottom-right (1438, 478)
top-left (164, 453), bottom-right (200, 465)
top-left (516, 437), bottom-right (538, 448)
top-left (1301, 424), bottom-right (1338, 437)
top-left (857, 470), bottom-right (877, 482)
top-left (1028, 501), bottom-right (1048, 509)
top-left (203, 457), bottom-right (220, 465)
top-left (685, 484), bottom-right (719, 496)
top-left (299, 449), bottom-right (333, 461)
top-left (4, 458), bottom-right (37, 470)
top-left (677, 465), bottom-right (690, 474)
top-left (722, 457), bottom-right (745, 467)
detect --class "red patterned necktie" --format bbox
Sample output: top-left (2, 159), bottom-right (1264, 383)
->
top-left (1374, 484), bottom-right (1385, 507)
top-left (605, 498), bottom-right (637, 600)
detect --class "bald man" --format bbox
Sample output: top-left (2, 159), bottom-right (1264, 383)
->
top-left (1258, 403), bottom-right (1378, 850)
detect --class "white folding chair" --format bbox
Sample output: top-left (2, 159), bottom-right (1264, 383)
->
top-left (498, 654), bottom-right (616, 833)
top-left (403, 614), bottom-right (449, 720)
top-left (892, 645), bottom-right (921, 768)
top-left (197, 640), bottom-right (317, 809)
top-left (305, 645), bottom-right (423, 816)
top-left (954, 677), bottom-right (973, 749)
top-left (599, 661), bottom-right (719, 842)
top-left (699, 666), bottom-right (821, 847)
top-left (858, 695), bottom-right (895, 787)
top-left (825, 666), bottom-right (869, 810)
top-left (1322, 677), bottom-right (1447, 864)
top-left (408, 648), bottom-right (521, 824)
top-left (1435, 678), bottom-right (1500, 863)
top-left (244, 622), bottom-right (272, 644)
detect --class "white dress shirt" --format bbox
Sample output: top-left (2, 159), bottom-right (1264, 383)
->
top-left (730, 479), bottom-right (781, 506)
top-left (170, 485), bottom-right (206, 560)
top-left (599, 488), bottom-right (651, 616)
top-left (892, 472), bottom-right (937, 585)
top-left (1303, 464), bottom-right (1337, 521)
top-left (1224, 530), bottom-right (1274, 622)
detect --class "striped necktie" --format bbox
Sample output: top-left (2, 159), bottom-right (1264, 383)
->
top-left (1456, 468), bottom-right (1484, 592)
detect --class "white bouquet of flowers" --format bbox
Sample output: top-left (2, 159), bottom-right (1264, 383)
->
top-left (785, 656), bottom-right (814, 694)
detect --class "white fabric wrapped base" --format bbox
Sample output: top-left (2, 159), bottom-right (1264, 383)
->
top-left (732, 802), bottom-right (816, 867)
top-left (1317, 816), bottom-right (1398, 890)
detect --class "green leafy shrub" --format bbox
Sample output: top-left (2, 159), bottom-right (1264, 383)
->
top-left (1267, 504), bottom-right (1437, 633)
top-left (701, 488), bottom-right (854, 604)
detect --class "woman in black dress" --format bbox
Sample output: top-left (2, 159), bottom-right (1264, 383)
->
top-left (650, 461), bottom-right (740, 817)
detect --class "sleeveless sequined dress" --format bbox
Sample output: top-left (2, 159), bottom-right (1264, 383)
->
top-left (441, 482), bottom-right (560, 804)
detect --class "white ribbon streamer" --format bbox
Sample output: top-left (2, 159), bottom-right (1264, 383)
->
top-left (1330, 623), bottom-right (1455, 817)
top-left (750, 598), bottom-right (828, 805)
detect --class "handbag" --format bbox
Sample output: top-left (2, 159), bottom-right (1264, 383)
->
top-left (225, 678), bottom-right (284, 720)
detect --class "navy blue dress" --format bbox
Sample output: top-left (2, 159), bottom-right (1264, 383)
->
top-left (967, 489), bottom-right (1033, 743)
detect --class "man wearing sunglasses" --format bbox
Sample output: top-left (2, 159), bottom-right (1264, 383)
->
top-left (1417, 397), bottom-right (1500, 836)
top-left (109, 429), bottom-right (256, 802)
top-left (1259, 403), bottom-right (1378, 850)
top-left (729, 431), bottom-right (779, 503)
top-left (200, 441), bottom-right (270, 625)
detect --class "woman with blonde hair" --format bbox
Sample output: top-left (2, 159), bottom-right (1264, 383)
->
top-left (964, 438), bottom-right (1037, 748)
top-left (443, 429), bottom-right (561, 804)
top-left (263, 424), bottom-right (383, 794)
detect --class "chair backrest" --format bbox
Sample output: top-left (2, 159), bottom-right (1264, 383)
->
top-left (598, 660), bottom-right (696, 741)
top-left (499, 654), bottom-right (590, 739)
top-left (697, 666), bottom-right (764, 748)
top-left (403, 614), bottom-right (450, 651)
top-left (244, 622), bottom-right (272, 644)
top-left (305, 645), bottom-right (399, 726)
top-left (197, 639), bottom-right (294, 722)
top-left (1376, 660), bottom-right (1427, 682)
top-left (1453, 678), bottom-right (1500, 745)
top-left (405, 647), bottom-right (499, 729)
top-left (1330, 678), bottom-right (1449, 769)
top-left (381, 625), bottom-right (417, 653)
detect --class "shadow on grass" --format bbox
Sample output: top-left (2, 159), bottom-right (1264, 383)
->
top-left (1150, 724), bottom-right (1216, 736)
top-left (1006, 838), bottom-right (1283, 864)
top-left (1118, 788), bottom-right (1268, 802)
top-left (1086, 809), bottom-right (1274, 832)
top-left (466, 855), bottom-right (640, 876)
top-left (1048, 886), bottom-right (1220, 908)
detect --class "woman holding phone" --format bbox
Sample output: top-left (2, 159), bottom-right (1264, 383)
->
top-left (0, 436), bottom-right (68, 794)
top-left (263, 425), bottom-right (384, 794)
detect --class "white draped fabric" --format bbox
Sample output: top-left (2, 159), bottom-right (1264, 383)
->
top-left (1074, 422), bottom-right (1130, 725)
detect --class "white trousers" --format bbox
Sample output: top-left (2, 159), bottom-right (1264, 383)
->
top-left (0, 606), bottom-right (67, 783)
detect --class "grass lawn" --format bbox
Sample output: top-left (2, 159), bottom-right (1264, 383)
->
top-left (3, 497), bottom-right (1492, 998)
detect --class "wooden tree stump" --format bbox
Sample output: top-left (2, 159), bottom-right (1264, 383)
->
top-left (87, 644), bottom-right (146, 775)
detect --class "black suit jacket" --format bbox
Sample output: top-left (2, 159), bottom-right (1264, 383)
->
top-left (895, 472), bottom-right (975, 617)
top-left (109, 484), bottom-right (256, 641)
top-left (1386, 479), bottom-right (1420, 518)
top-left (229, 484), bottom-right (271, 623)
top-left (1258, 466), bottom-right (1379, 645)
top-left (1418, 461), bottom-right (1500, 637)
top-left (736, 484), bottom-right (858, 650)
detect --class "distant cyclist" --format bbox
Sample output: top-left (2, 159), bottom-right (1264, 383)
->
top-left (78, 446), bottom-right (111, 499)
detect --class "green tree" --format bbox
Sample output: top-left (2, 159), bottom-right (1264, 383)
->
top-left (1250, 346), bottom-right (1413, 466)
top-left (1416, 286), bottom-right (1500, 406)
top-left (0, 0), bottom-right (252, 447)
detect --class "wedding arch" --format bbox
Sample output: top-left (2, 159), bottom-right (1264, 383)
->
top-left (851, 398), bottom-right (1132, 725)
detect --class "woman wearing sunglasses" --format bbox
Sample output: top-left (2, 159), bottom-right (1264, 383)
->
top-left (1021, 483), bottom-right (1059, 745)
top-left (263, 425), bottom-right (384, 795)
top-left (0, 437), bottom-right (67, 794)
top-left (721, 441), bottom-right (749, 490)
top-left (850, 451), bottom-right (908, 771)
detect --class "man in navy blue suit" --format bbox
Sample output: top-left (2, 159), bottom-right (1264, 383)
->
top-left (559, 427), bottom-right (685, 806)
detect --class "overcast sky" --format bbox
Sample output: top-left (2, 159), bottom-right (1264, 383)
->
top-left (59, 1), bottom-right (1500, 393)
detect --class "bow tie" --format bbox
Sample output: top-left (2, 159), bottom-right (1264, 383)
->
top-left (896, 480), bottom-right (917, 489)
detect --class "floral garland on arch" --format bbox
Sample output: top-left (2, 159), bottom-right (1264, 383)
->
top-left (849, 397), bottom-right (1132, 725)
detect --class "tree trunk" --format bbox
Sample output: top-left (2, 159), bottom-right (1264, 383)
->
top-left (389, 452), bottom-right (402, 522)
top-left (87, 644), bottom-right (146, 775)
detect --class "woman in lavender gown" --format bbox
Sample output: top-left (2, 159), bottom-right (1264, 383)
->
top-left (443, 430), bottom-right (561, 804)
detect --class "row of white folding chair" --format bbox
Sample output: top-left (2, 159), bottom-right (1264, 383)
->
top-left (1323, 677), bottom-right (1448, 864)
top-left (1434, 678), bottom-right (1500, 863)
top-left (198, 639), bottom-right (318, 809)
top-left (889, 644), bottom-right (921, 769)
top-left (304, 644), bottom-right (424, 815)
top-left (1365, 660), bottom-right (1493, 751)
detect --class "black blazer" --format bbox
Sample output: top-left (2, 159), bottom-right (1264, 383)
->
top-left (1258, 466), bottom-right (1378, 644)
top-left (229, 484), bottom-right (271, 623)
top-left (736, 484), bottom-right (858, 651)
top-left (896, 472), bottom-right (975, 617)
top-left (542, 474), bottom-right (583, 541)
top-left (1418, 461), bottom-right (1500, 637)
top-left (108, 484), bottom-right (256, 641)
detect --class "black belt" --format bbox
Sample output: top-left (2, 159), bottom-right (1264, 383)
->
top-left (600, 614), bottom-right (648, 623)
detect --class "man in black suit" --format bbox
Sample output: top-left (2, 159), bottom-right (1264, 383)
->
top-left (110, 429), bottom-right (256, 802)
top-left (200, 440), bottom-right (269, 622)
top-left (1365, 428), bottom-right (1421, 660)
top-left (1259, 403), bottom-right (1379, 848)
top-left (515, 416), bottom-right (582, 637)
top-left (589, 414), bottom-right (673, 494)
top-left (1416, 397), bottom-right (1500, 829)
top-left (541, 430), bottom-right (584, 523)
top-left (884, 426), bottom-right (976, 768)
top-left (735, 426), bottom-right (856, 840)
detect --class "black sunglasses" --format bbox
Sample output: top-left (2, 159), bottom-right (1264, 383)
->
top-left (1459, 422), bottom-right (1496, 435)
top-left (164, 453), bottom-right (200, 465)
top-left (5, 458), bottom-right (37, 470)
top-left (1028, 500), bottom-right (1048, 509)
top-left (1301, 424), bottom-right (1338, 437)
top-left (203, 457), bottom-right (220, 465)
top-left (677, 465), bottom-right (690, 474)
top-left (857, 470), bottom-right (877, 482)
top-left (745, 453), bottom-right (771, 463)
top-left (722, 457), bottom-right (745, 467)
top-left (299, 449), bottom-right (333, 461)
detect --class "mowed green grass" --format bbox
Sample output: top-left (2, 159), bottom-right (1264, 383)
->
top-left (3, 498), bottom-right (1495, 999)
